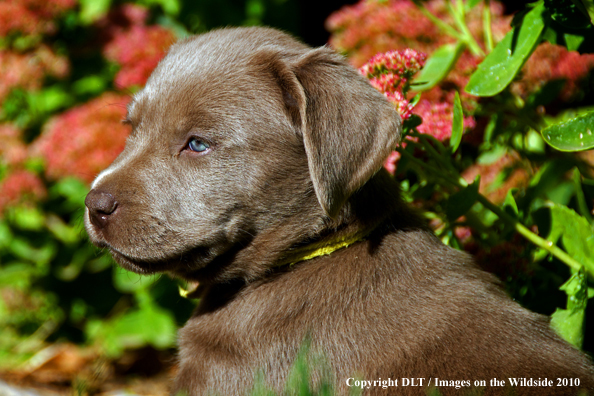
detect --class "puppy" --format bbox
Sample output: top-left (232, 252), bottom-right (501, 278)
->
top-left (85, 27), bottom-right (594, 395)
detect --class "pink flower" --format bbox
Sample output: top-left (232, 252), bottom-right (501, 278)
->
top-left (0, 45), bottom-right (69, 102)
top-left (516, 42), bottom-right (594, 100)
top-left (384, 91), bottom-right (414, 121)
top-left (0, 124), bottom-right (28, 167)
top-left (0, 170), bottom-right (46, 213)
top-left (99, 4), bottom-right (176, 89)
top-left (384, 151), bottom-right (401, 174)
top-left (414, 99), bottom-right (476, 142)
top-left (31, 93), bottom-right (131, 184)
top-left (0, 0), bottom-right (75, 37)
top-left (359, 49), bottom-right (426, 81)
top-left (359, 49), bottom-right (426, 121)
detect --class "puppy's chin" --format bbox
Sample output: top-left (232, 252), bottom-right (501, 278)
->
top-left (102, 243), bottom-right (218, 278)
top-left (109, 248), bottom-right (172, 275)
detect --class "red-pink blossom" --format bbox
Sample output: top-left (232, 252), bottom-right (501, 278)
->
top-left (99, 4), bottom-right (175, 89)
top-left (359, 49), bottom-right (426, 81)
top-left (31, 93), bottom-right (131, 184)
top-left (384, 151), bottom-right (401, 175)
top-left (0, 0), bottom-right (75, 37)
top-left (0, 170), bottom-right (46, 213)
top-left (414, 99), bottom-right (476, 142)
top-left (516, 42), bottom-right (594, 100)
top-left (0, 45), bottom-right (69, 102)
top-left (384, 91), bottom-right (414, 121)
top-left (359, 49), bottom-right (426, 121)
top-left (0, 124), bottom-right (28, 167)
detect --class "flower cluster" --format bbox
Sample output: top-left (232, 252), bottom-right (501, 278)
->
top-left (0, 0), bottom-right (75, 37)
top-left (358, 49), bottom-right (427, 121)
top-left (328, 0), bottom-right (509, 68)
top-left (359, 49), bottom-right (426, 82)
top-left (0, 123), bottom-right (28, 167)
top-left (516, 42), bottom-right (594, 100)
top-left (358, 47), bottom-right (475, 145)
top-left (31, 93), bottom-right (131, 184)
top-left (327, 0), bottom-right (445, 67)
top-left (0, 170), bottom-right (46, 213)
top-left (329, 0), bottom-right (594, 104)
top-left (99, 4), bottom-right (176, 89)
top-left (414, 99), bottom-right (476, 141)
top-left (0, 45), bottom-right (69, 102)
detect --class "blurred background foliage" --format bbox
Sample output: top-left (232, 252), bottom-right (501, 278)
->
top-left (0, 0), bottom-right (594, 394)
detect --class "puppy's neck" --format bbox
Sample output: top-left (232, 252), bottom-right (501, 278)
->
top-left (189, 170), bottom-right (424, 286)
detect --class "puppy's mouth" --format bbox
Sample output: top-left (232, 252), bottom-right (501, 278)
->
top-left (97, 241), bottom-right (214, 276)
top-left (108, 247), bottom-right (173, 274)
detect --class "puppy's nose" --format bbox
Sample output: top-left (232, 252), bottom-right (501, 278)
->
top-left (85, 189), bottom-right (118, 229)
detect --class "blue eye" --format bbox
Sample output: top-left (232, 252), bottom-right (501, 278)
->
top-left (188, 138), bottom-right (210, 153)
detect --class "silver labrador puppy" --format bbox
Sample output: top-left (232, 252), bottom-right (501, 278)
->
top-left (85, 27), bottom-right (594, 395)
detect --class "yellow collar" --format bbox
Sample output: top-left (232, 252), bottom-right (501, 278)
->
top-left (179, 228), bottom-right (370, 298)
top-left (275, 228), bottom-right (370, 267)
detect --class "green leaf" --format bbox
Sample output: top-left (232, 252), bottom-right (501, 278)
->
top-left (550, 268), bottom-right (589, 348)
top-left (0, 263), bottom-right (34, 289)
top-left (46, 214), bottom-right (80, 244)
top-left (580, 0), bottom-right (594, 24)
top-left (413, 42), bottom-right (465, 91)
top-left (465, 1), bottom-right (546, 96)
top-left (503, 189), bottom-right (519, 217)
top-left (450, 91), bottom-right (463, 153)
top-left (78, 0), bottom-right (112, 24)
top-left (138, 0), bottom-right (181, 16)
top-left (542, 20), bottom-right (594, 52)
top-left (465, 0), bottom-right (482, 11)
top-left (446, 177), bottom-right (480, 221)
top-left (541, 110), bottom-right (594, 151)
top-left (113, 267), bottom-right (152, 293)
top-left (548, 204), bottom-right (594, 276)
top-left (9, 206), bottom-right (45, 231)
top-left (72, 76), bottom-right (107, 96)
top-left (9, 238), bottom-right (56, 267)
top-left (27, 86), bottom-right (74, 115)
top-left (86, 290), bottom-right (177, 357)
top-left (50, 177), bottom-right (89, 209)
top-left (0, 220), bottom-right (13, 250)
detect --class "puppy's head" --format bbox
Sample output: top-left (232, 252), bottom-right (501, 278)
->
top-left (85, 27), bottom-right (401, 281)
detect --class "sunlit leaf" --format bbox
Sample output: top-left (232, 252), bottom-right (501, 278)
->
top-left (450, 91), bottom-right (463, 153)
top-left (465, 1), bottom-right (546, 96)
top-left (541, 110), bottom-right (594, 151)
top-left (551, 268), bottom-right (589, 348)
top-left (79, 0), bottom-right (112, 24)
top-left (413, 42), bottom-right (465, 91)
top-left (548, 203), bottom-right (594, 276)
top-left (503, 189), bottom-right (519, 217)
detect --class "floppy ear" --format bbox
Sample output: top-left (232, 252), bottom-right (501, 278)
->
top-left (283, 47), bottom-right (402, 218)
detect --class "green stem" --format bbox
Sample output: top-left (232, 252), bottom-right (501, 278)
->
top-left (447, 0), bottom-right (485, 56)
top-left (475, 194), bottom-right (586, 274)
top-left (413, 1), bottom-right (465, 42)
top-left (398, 148), bottom-right (591, 278)
top-left (573, 167), bottom-right (593, 223)
top-left (483, 0), bottom-right (494, 52)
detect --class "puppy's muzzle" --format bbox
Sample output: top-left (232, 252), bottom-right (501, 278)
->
top-left (85, 189), bottom-right (119, 230)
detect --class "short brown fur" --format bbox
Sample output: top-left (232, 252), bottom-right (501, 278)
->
top-left (85, 27), bottom-right (594, 395)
